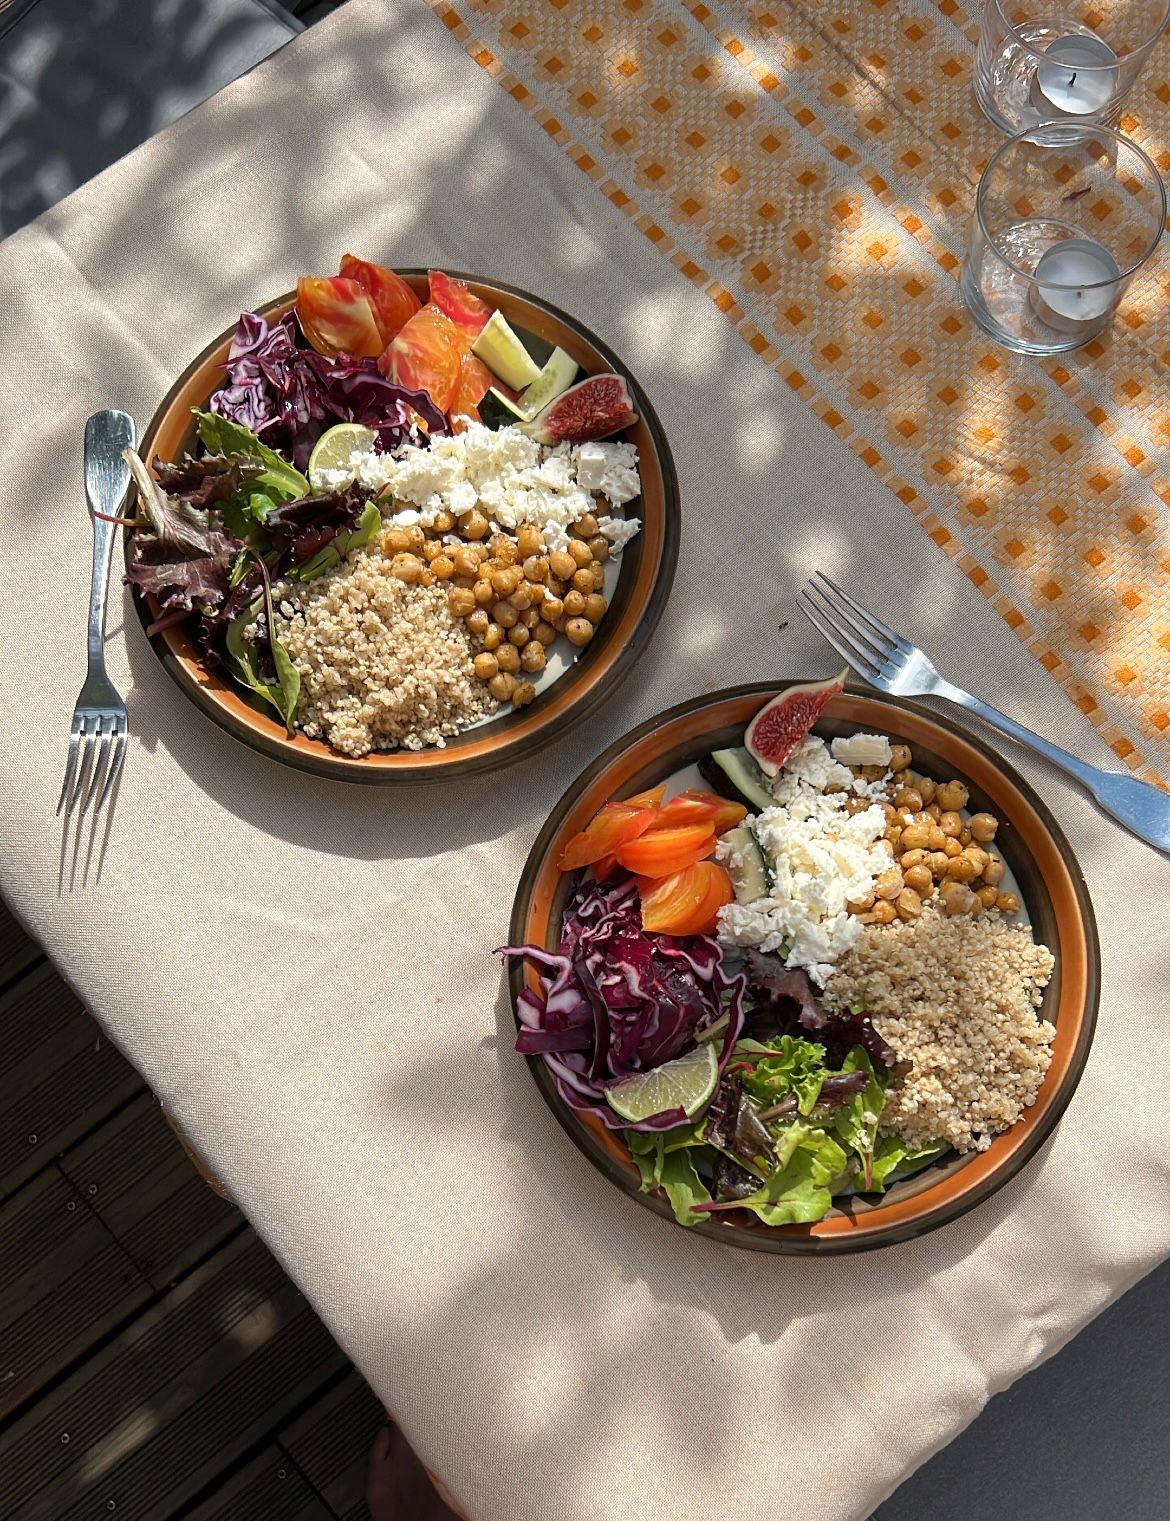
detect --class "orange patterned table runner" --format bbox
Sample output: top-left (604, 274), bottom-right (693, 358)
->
top-left (429, 0), bottom-right (1170, 781)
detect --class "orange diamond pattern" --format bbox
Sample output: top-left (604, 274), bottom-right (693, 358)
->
top-left (427, 0), bottom-right (1170, 781)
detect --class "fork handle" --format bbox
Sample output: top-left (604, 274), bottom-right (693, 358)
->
top-left (940, 679), bottom-right (1170, 855)
top-left (84, 411), bottom-right (136, 667)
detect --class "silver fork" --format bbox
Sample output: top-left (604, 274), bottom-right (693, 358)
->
top-left (798, 570), bottom-right (1170, 855)
top-left (57, 410), bottom-right (137, 820)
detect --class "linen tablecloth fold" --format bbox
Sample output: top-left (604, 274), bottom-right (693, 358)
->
top-left (0, 4), bottom-right (1167, 1519)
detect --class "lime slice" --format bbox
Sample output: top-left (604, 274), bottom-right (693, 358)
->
top-left (308, 423), bottom-right (377, 486)
top-left (606, 1042), bottom-right (719, 1124)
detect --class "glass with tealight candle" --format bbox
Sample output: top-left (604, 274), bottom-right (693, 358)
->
top-left (960, 122), bottom-right (1165, 354)
top-left (975, 0), bottom-right (1170, 136)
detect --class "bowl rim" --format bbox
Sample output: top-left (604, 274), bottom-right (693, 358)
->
top-left (127, 271), bottom-right (681, 784)
top-left (507, 680), bottom-right (1101, 1254)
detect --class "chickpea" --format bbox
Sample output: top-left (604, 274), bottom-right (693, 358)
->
top-left (542, 594), bottom-right (564, 625)
top-left (523, 555), bottom-right (549, 584)
top-left (958, 826), bottom-right (972, 847)
top-left (894, 787), bottom-right (923, 814)
top-left (517, 524), bottom-right (543, 558)
top-left (512, 680), bottom-right (537, 709)
top-left (392, 553), bottom-right (426, 583)
top-left (900, 822), bottom-right (933, 852)
top-left (473, 651), bottom-right (499, 681)
top-left (976, 885), bottom-right (1000, 909)
top-left (860, 763), bottom-right (886, 781)
top-left (563, 589), bottom-right (587, 619)
top-left (939, 881), bottom-right (975, 916)
top-left (520, 640), bottom-right (546, 673)
top-left (917, 775), bottom-right (937, 804)
top-left (929, 823), bottom-right (947, 850)
top-left (965, 845), bottom-right (989, 874)
top-left (466, 608), bottom-right (490, 637)
top-left (847, 890), bottom-right (876, 914)
top-left (946, 854), bottom-right (978, 884)
top-left (874, 866), bottom-right (905, 900)
top-left (431, 554), bottom-right (455, 581)
top-left (521, 607), bottom-right (542, 629)
top-left (888, 743), bottom-right (912, 772)
top-left (473, 580), bottom-right (496, 606)
top-left (923, 802), bottom-right (943, 821)
top-left (448, 587), bottom-right (476, 618)
top-left (488, 672), bottom-right (518, 701)
top-left (900, 848), bottom-right (928, 871)
top-left (904, 864), bottom-right (933, 896)
top-left (534, 620), bottom-right (557, 646)
top-left (884, 823), bottom-right (903, 846)
top-left (569, 567), bottom-right (593, 595)
top-left (457, 508), bottom-right (489, 540)
top-left (421, 539), bottom-right (443, 564)
top-left (382, 527), bottom-right (410, 554)
top-left (862, 900), bottom-right (897, 926)
top-left (549, 550), bottom-right (576, 581)
top-left (496, 643), bottom-right (521, 674)
top-left (587, 535), bottom-right (610, 563)
top-left (996, 891), bottom-right (1021, 914)
top-left (565, 617), bottom-right (595, 647)
top-left (546, 575), bottom-right (567, 599)
top-left (493, 600), bottom-right (519, 629)
top-left (452, 546), bottom-right (481, 578)
top-left (940, 836), bottom-right (960, 859)
top-left (568, 539), bottom-right (593, 567)
top-left (572, 512), bottom-right (600, 539)
top-left (491, 566), bottom-right (521, 597)
top-left (583, 594), bottom-right (608, 624)
top-left (874, 837), bottom-right (896, 858)
top-left (508, 584), bottom-right (536, 611)
top-left (983, 855), bottom-right (1006, 886)
top-left (590, 562), bottom-right (606, 591)
top-left (405, 525), bottom-right (426, 554)
top-left (451, 574), bottom-right (476, 590)
top-left (939, 810), bottom-right (963, 838)
top-left (969, 812), bottom-right (998, 843)
top-left (508, 623), bottom-right (531, 648)
top-left (927, 850), bottom-right (951, 878)
top-left (482, 622), bottom-right (503, 652)
top-left (936, 779), bottom-right (969, 811)
top-left (432, 508), bottom-right (455, 534)
top-left (896, 887), bottom-right (923, 920)
top-left (493, 537), bottom-right (520, 568)
top-left (845, 797), bottom-right (869, 817)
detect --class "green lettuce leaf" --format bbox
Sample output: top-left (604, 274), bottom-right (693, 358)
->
top-left (290, 498), bottom-right (382, 582)
top-left (193, 410), bottom-right (309, 503)
top-left (223, 585), bottom-right (300, 736)
top-left (832, 1048), bottom-right (886, 1191)
top-left (741, 1034), bottom-right (832, 1116)
top-left (725, 1122), bottom-right (847, 1226)
top-left (626, 1125), bottom-right (713, 1225)
top-left (870, 1136), bottom-right (950, 1191)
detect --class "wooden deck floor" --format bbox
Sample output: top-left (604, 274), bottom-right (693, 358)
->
top-left (0, 894), bottom-right (384, 1520)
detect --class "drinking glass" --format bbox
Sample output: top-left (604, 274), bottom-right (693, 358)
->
top-left (975, 0), bottom-right (1170, 136)
top-left (960, 122), bottom-right (1166, 353)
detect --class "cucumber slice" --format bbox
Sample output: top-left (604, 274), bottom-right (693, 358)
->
top-left (705, 748), bottom-right (776, 812)
top-left (519, 347), bottom-right (578, 418)
top-left (471, 311), bottom-right (542, 389)
top-left (481, 386), bottom-right (531, 426)
top-left (724, 826), bottom-right (770, 904)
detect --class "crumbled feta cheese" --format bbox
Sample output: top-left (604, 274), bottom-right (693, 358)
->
top-left (717, 735), bottom-right (889, 985)
top-left (831, 732), bottom-right (892, 768)
top-left (308, 423), bottom-right (643, 553)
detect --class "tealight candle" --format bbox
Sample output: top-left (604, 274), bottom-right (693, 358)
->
top-left (1028, 238), bottom-right (1122, 333)
top-left (1029, 34), bottom-right (1119, 117)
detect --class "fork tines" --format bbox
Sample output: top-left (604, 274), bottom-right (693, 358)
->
top-left (796, 571), bottom-right (904, 684)
top-left (57, 711), bottom-right (127, 819)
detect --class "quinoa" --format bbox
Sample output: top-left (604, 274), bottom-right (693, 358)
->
top-left (273, 548), bottom-right (496, 757)
top-left (823, 906), bottom-right (1055, 1153)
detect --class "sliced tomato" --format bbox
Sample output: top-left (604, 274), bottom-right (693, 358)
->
top-left (339, 254), bottom-right (421, 344)
top-left (638, 862), bottom-right (735, 936)
top-left (295, 276), bottom-right (384, 358)
top-left (617, 823), bottom-right (716, 877)
top-left (377, 304), bottom-right (463, 411)
top-left (428, 270), bottom-right (493, 339)
top-left (558, 803), bottom-right (656, 872)
top-left (622, 784), bottom-right (667, 808)
top-left (593, 852), bottom-right (619, 881)
top-left (450, 352), bottom-right (494, 417)
top-left (648, 791), bottom-right (747, 834)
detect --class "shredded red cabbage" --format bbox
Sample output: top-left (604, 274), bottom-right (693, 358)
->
top-left (209, 310), bottom-right (448, 470)
top-left (500, 875), bottom-right (746, 1132)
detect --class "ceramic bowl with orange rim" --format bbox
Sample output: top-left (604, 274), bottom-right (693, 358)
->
top-left (128, 273), bottom-right (679, 783)
top-left (507, 681), bottom-right (1099, 1254)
